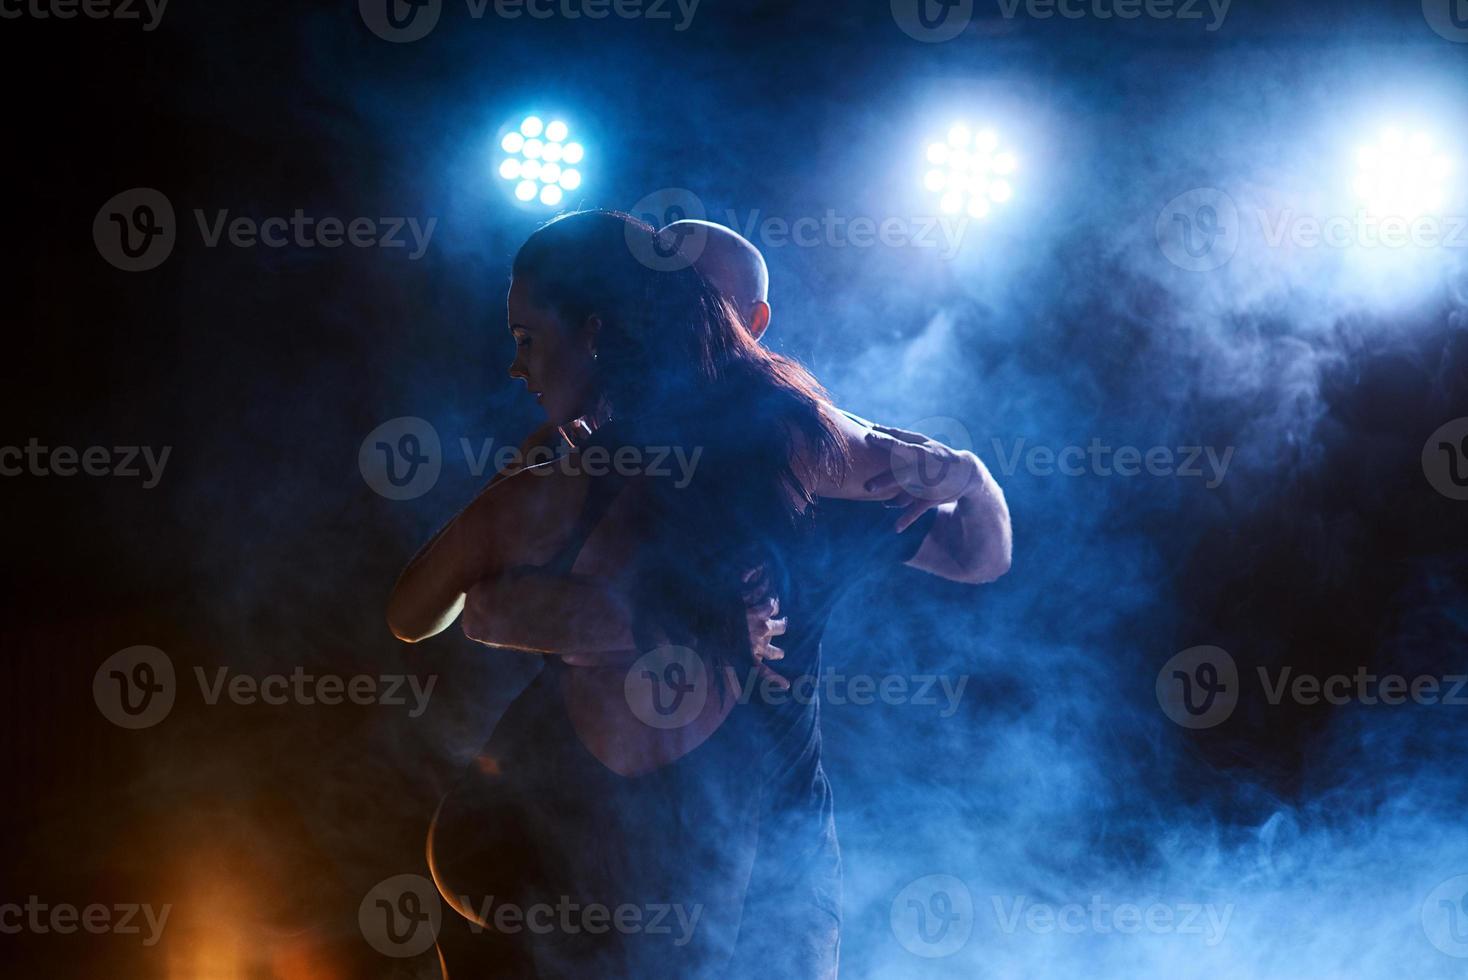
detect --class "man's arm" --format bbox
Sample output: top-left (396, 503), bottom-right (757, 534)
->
top-left (808, 410), bottom-right (1011, 586)
top-left (900, 465), bottom-right (1011, 584)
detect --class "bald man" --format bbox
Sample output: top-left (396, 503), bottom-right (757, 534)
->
top-left (662, 218), bottom-right (774, 341)
top-left (662, 216), bottom-right (1008, 570)
top-left (657, 218), bottom-right (1011, 976)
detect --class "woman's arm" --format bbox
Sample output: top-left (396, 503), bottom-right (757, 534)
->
top-left (461, 570), bottom-right (640, 665)
top-left (386, 464), bottom-right (584, 643)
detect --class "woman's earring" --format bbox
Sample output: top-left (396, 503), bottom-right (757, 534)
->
top-left (592, 350), bottom-right (599, 362)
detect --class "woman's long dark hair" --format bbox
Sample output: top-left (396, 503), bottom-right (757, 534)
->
top-left (511, 209), bottom-right (847, 675)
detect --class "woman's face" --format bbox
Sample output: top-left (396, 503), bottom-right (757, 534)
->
top-left (506, 277), bottom-right (598, 425)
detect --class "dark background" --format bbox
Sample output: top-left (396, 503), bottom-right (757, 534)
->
top-left (3, 0), bottom-right (1467, 975)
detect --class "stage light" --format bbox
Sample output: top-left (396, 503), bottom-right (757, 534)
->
top-left (1352, 127), bottom-right (1453, 218)
top-left (499, 115), bottom-right (584, 208)
top-left (925, 123), bottom-right (1018, 220)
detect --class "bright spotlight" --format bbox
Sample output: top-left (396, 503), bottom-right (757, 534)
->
top-left (1352, 127), bottom-right (1453, 218)
top-left (499, 115), bottom-right (584, 207)
top-left (925, 123), bottom-right (1019, 220)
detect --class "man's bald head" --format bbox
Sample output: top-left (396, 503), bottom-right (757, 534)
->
top-left (661, 219), bottom-right (772, 341)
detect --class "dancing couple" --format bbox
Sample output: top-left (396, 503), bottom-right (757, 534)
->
top-left (388, 210), bottom-right (1011, 978)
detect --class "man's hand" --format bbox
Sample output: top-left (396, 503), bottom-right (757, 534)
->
top-left (862, 424), bottom-right (983, 532)
top-left (743, 568), bottom-right (791, 692)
